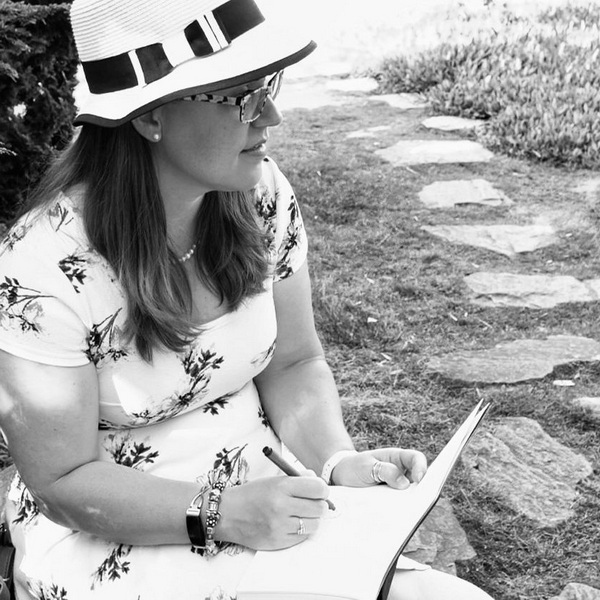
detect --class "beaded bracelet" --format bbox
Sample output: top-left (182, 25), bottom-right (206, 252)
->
top-left (186, 485), bottom-right (209, 554)
top-left (204, 478), bottom-right (226, 556)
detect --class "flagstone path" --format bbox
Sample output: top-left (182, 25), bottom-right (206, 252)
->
top-left (2, 59), bottom-right (597, 599)
top-left (550, 583), bottom-right (600, 600)
top-left (418, 179), bottom-right (513, 209)
top-left (422, 223), bottom-right (558, 257)
top-left (278, 70), bottom-right (599, 594)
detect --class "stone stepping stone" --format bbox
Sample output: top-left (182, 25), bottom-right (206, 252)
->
top-left (419, 179), bottom-right (513, 209)
top-left (574, 177), bottom-right (600, 199)
top-left (549, 583), bottom-right (600, 600)
top-left (367, 93), bottom-right (429, 110)
top-left (403, 497), bottom-right (476, 575)
top-left (462, 417), bottom-right (593, 527)
top-left (422, 116), bottom-right (486, 132)
top-left (347, 125), bottom-right (392, 139)
top-left (428, 335), bottom-right (600, 384)
top-left (421, 224), bottom-right (557, 257)
top-left (464, 272), bottom-right (600, 308)
top-left (375, 140), bottom-right (494, 166)
top-left (277, 78), bottom-right (371, 111)
top-left (326, 77), bottom-right (379, 93)
top-left (572, 397), bottom-right (600, 422)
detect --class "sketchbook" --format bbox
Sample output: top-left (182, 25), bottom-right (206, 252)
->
top-left (237, 401), bottom-right (490, 600)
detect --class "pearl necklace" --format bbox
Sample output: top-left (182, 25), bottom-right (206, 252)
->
top-left (179, 243), bottom-right (197, 263)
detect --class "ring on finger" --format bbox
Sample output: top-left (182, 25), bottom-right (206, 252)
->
top-left (296, 517), bottom-right (306, 536)
top-left (371, 460), bottom-right (385, 484)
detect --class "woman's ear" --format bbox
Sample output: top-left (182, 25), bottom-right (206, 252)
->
top-left (131, 110), bottom-right (163, 143)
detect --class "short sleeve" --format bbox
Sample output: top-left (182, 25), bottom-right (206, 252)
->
top-left (258, 158), bottom-right (308, 282)
top-left (0, 222), bottom-right (91, 367)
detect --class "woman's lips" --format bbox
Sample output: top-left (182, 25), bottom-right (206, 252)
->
top-left (241, 141), bottom-right (267, 155)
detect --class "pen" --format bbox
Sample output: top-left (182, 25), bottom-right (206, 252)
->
top-left (263, 446), bottom-right (336, 511)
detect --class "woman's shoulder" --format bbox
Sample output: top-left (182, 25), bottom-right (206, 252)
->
top-left (258, 157), bottom-right (291, 194)
top-left (255, 158), bottom-right (307, 281)
top-left (0, 188), bottom-right (118, 304)
top-left (1, 190), bottom-right (88, 264)
top-left (254, 157), bottom-right (297, 219)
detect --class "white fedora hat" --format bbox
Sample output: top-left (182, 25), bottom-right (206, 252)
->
top-left (70, 0), bottom-right (316, 126)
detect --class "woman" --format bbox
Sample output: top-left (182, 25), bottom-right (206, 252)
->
top-left (0, 0), bottom-right (494, 598)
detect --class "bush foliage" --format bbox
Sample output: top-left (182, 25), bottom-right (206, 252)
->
top-left (373, 2), bottom-right (600, 169)
top-left (0, 1), bottom-right (77, 222)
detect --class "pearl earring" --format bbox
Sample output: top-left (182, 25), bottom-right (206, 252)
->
top-left (152, 133), bottom-right (161, 142)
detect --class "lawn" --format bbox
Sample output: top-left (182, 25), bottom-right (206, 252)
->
top-left (268, 92), bottom-right (600, 599)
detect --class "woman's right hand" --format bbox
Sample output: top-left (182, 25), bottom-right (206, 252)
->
top-left (215, 474), bottom-right (330, 550)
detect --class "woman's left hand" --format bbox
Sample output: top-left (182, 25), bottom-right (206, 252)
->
top-left (330, 448), bottom-right (428, 490)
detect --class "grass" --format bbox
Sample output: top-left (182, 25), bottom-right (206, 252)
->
top-left (268, 93), bottom-right (600, 598)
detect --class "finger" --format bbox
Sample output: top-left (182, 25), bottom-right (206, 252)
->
top-left (375, 461), bottom-right (411, 490)
top-left (288, 515), bottom-right (321, 538)
top-left (285, 475), bottom-right (330, 501)
top-left (373, 449), bottom-right (428, 484)
top-left (299, 469), bottom-right (318, 478)
top-left (287, 497), bottom-right (329, 519)
top-left (394, 449), bottom-right (427, 483)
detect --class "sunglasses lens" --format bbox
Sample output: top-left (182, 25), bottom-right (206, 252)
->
top-left (243, 88), bottom-right (269, 123)
top-left (241, 72), bottom-right (283, 123)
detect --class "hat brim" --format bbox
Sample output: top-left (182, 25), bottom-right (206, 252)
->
top-left (74, 21), bottom-right (317, 127)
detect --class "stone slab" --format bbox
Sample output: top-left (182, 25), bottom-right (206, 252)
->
top-left (428, 335), bottom-right (600, 384)
top-left (574, 178), bottom-right (600, 198)
top-left (403, 497), bottom-right (476, 574)
top-left (277, 79), bottom-right (371, 111)
top-left (464, 272), bottom-right (600, 308)
top-left (422, 224), bottom-right (557, 257)
top-left (549, 583), bottom-right (600, 600)
top-left (375, 140), bottom-right (494, 166)
top-left (572, 397), bottom-right (600, 421)
top-left (462, 417), bottom-right (593, 527)
top-left (418, 179), bottom-right (513, 209)
top-left (367, 93), bottom-right (429, 110)
top-left (326, 77), bottom-right (379, 93)
top-left (422, 116), bottom-right (486, 132)
top-left (347, 125), bottom-right (392, 139)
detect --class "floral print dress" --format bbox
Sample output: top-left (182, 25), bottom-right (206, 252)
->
top-left (0, 158), bottom-right (307, 600)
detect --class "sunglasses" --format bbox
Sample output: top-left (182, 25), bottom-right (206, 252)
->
top-left (180, 71), bottom-right (283, 124)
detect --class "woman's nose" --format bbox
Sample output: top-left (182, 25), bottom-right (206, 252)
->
top-left (252, 96), bottom-right (283, 128)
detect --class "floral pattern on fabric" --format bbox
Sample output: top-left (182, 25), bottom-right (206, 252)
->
top-left (104, 432), bottom-right (159, 470)
top-left (47, 200), bottom-right (75, 232)
top-left (2, 223), bottom-right (29, 252)
top-left (58, 254), bottom-right (88, 293)
top-left (258, 406), bottom-right (270, 428)
top-left (205, 587), bottom-right (234, 600)
top-left (129, 347), bottom-right (225, 425)
top-left (0, 158), bottom-right (310, 599)
top-left (0, 277), bottom-right (48, 333)
top-left (86, 310), bottom-right (128, 365)
top-left (29, 581), bottom-right (70, 600)
top-left (275, 197), bottom-right (304, 280)
top-left (11, 472), bottom-right (39, 526)
top-left (91, 544), bottom-right (132, 589)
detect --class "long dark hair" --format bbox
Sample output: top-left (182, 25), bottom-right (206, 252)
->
top-left (24, 123), bottom-right (269, 361)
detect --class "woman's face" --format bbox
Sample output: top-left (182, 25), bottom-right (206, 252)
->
top-left (151, 76), bottom-right (283, 200)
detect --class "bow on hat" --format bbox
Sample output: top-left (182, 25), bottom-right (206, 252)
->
top-left (81, 0), bottom-right (264, 94)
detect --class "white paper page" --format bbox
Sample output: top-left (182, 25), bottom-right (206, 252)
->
top-left (237, 402), bottom-right (489, 600)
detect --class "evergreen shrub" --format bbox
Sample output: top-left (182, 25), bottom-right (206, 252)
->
top-left (0, 0), bottom-right (77, 222)
top-left (373, 3), bottom-right (600, 169)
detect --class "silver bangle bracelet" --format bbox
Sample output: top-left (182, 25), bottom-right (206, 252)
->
top-left (320, 449), bottom-right (358, 485)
